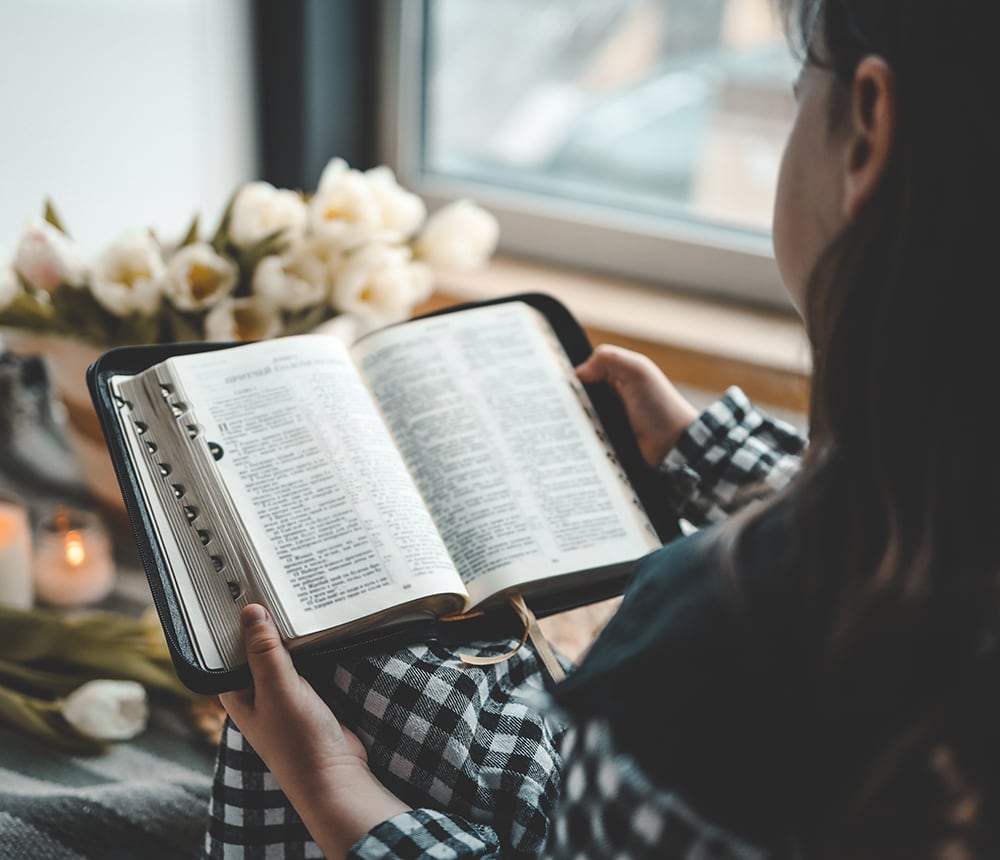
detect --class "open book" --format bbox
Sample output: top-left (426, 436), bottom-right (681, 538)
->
top-left (88, 294), bottom-right (678, 692)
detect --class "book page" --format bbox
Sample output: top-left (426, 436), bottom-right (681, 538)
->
top-left (156, 336), bottom-right (466, 637)
top-left (351, 302), bottom-right (661, 607)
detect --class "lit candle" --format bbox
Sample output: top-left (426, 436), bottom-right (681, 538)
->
top-left (33, 505), bottom-right (115, 607)
top-left (0, 491), bottom-right (33, 609)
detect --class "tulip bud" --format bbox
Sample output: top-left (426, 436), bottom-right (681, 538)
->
top-left (62, 679), bottom-right (149, 741)
top-left (13, 217), bottom-right (87, 293)
top-left (0, 251), bottom-right (20, 310)
top-left (415, 200), bottom-right (499, 270)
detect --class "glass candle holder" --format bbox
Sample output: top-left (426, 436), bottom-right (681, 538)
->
top-left (0, 490), bottom-right (34, 609)
top-left (33, 504), bottom-right (115, 607)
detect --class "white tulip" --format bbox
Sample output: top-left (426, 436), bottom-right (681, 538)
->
top-left (204, 295), bottom-right (283, 342)
top-left (252, 249), bottom-right (328, 312)
top-left (62, 679), bottom-right (148, 742)
top-left (90, 231), bottom-right (166, 316)
top-left (309, 312), bottom-right (364, 345)
top-left (0, 250), bottom-right (21, 310)
top-left (298, 234), bottom-right (349, 286)
top-left (332, 243), bottom-right (431, 325)
top-left (12, 217), bottom-right (87, 293)
top-left (415, 199), bottom-right (499, 270)
top-left (364, 165), bottom-right (427, 241)
top-left (228, 181), bottom-right (308, 250)
top-left (408, 259), bottom-right (435, 305)
top-left (309, 158), bottom-right (383, 249)
top-left (164, 242), bottom-right (238, 311)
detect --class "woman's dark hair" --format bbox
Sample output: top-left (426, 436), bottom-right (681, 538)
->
top-left (724, 0), bottom-right (1000, 856)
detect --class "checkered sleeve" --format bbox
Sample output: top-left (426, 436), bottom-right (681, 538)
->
top-left (546, 715), bottom-right (767, 860)
top-left (204, 637), bottom-right (569, 859)
top-left (659, 386), bottom-right (807, 527)
top-left (349, 809), bottom-right (501, 858)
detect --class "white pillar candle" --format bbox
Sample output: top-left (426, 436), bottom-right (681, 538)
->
top-left (0, 491), bottom-right (34, 609)
top-left (33, 505), bottom-right (115, 607)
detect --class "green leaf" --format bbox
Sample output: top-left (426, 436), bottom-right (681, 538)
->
top-left (111, 312), bottom-right (162, 347)
top-left (0, 290), bottom-right (57, 333)
top-left (283, 304), bottom-right (334, 336)
top-left (43, 198), bottom-right (68, 235)
top-left (0, 606), bottom-right (195, 702)
top-left (0, 683), bottom-right (106, 754)
top-left (228, 228), bottom-right (291, 301)
top-left (42, 282), bottom-right (117, 344)
top-left (179, 213), bottom-right (201, 248)
top-left (210, 187), bottom-right (241, 253)
top-left (160, 304), bottom-right (205, 343)
top-left (242, 228), bottom-right (290, 267)
top-left (0, 657), bottom-right (81, 698)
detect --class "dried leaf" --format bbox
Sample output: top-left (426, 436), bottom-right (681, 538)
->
top-left (187, 697), bottom-right (227, 747)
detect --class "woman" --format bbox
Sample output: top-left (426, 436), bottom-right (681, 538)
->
top-left (207, 0), bottom-right (1000, 856)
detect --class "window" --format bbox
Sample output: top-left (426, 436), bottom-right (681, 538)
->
top-left (380, 0), bottom-right (798, 310)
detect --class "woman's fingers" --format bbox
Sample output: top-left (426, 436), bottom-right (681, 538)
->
top-left (575, 344), bottom-right (651, 386)
top-left (576, 343), bottom-right (698, 466)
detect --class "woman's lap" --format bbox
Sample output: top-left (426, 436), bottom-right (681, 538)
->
top-left (204, 638), bottom-right (569, 859)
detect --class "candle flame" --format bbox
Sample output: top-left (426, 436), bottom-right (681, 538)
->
top-left (65, 530), bottom-right (86, 567)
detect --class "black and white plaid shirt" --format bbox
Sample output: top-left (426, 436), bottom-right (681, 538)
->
top-left (204, 387), bottom-right (806, 859)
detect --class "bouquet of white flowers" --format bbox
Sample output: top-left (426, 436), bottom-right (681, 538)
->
top-left (0, 158), bottom-right (499, 349)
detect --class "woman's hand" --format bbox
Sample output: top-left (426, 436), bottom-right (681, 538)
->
top-left (219, 604), bottom-right (409, 859)
top-left (576, 344), bottom-right (699, 467)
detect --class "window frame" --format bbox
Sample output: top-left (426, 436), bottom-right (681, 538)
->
top-left (377, 0), bottom-right (793, 312)
top-left (252, 0), bottom-right (379, 190)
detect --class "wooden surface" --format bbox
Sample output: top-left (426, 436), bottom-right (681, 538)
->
top-left (537, 597), bottom-right (623, 665)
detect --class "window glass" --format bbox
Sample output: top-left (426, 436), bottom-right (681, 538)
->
top-left (382, 0), bottom-right (800, 308)
top-left (423, 0), bottom-right (796, 234)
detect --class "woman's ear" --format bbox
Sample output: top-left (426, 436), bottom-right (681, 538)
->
top-left (842, 56), bottom-right (898, 219)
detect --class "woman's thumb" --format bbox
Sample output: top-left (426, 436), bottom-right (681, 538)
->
top-left (241, 603), bottom-right (296, 690)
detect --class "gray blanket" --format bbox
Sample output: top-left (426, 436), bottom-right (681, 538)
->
top-left (0, 689), bottom-right (215, 860)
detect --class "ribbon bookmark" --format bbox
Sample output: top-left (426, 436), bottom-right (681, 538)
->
top-left (458, 592), bottom-right (567, 683)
